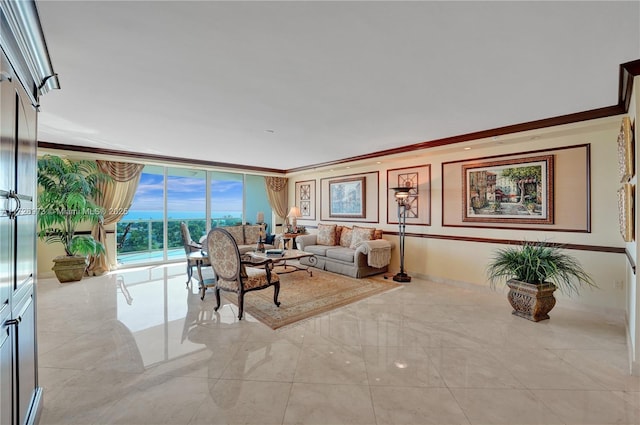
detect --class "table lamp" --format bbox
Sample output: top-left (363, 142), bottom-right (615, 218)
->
top-left (287, 206), bottom-right (302, 231)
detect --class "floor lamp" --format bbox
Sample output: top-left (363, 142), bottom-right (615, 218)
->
top-left (392, 186), bottom-right (412, 282)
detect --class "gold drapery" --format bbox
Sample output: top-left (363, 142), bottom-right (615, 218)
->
top-left (264, 176), bottom-right (288, 224)
top-left (87, 161), bottom-right (144, 275)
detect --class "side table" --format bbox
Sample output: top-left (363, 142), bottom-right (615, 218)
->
top-left (283, 233), bottom-right (304, 249)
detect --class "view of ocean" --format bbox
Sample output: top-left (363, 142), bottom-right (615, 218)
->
top-left (123, 210), bottom-right (241, 220)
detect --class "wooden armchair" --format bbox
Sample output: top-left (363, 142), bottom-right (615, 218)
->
top-left (204, 227), bottom-right (280, 320)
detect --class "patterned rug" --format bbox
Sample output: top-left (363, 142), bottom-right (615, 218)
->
top-left (221, 267), bottom-right (400, 330)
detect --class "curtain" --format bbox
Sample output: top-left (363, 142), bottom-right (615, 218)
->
top-left (264, 176), bottom-right (288, 226)
top-left (87, 161), bottom-right (144, 275)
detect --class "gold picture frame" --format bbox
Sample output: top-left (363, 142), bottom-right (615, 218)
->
top-left (617, 183), bottom-right (634, 242)
top-left (617, 116), bottom-right (634, 183)
top-left (462, 154), bottom-right (554, 225)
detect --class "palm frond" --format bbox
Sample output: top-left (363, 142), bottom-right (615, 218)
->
top-left (486, 241), bottom-right (597, 295)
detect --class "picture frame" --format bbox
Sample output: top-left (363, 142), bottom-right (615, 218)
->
top-left (387, 165), bottom-right (431, 225)
top-left (617, 116), bottom-right (634, 183)
top-left (328, 176), bottom-right (366, 218)
top-left (618, 183), bottom-right (634, 242)
top-left (462, 154), bottom-right (554, 224)
top-left (295, 180), bottom-right (316, 220)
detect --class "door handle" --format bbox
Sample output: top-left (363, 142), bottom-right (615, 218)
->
top-left (3, 318), bottom-right (19, 326)
top-left (6, 190), bottom-right (21, 219)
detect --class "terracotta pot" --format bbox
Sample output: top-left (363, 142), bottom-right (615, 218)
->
top-left (506, 279), bottom-right (557, 322)
top-left (52, 255), bottom-right (87, 283)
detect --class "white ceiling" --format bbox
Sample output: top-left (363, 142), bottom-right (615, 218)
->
top-left (35, 1), bottom-right (640, 171)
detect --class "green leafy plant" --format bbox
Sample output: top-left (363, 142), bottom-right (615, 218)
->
top-left (37, 155), bottom-right (111, 257)
top-left (486, 241), bottom-right (597, 295)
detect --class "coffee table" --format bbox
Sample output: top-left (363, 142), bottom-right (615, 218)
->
top-left (248, 249), bottom-right (317, 276)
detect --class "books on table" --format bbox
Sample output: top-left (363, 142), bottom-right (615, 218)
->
top-left (265, 249), bottom-right (285, 258)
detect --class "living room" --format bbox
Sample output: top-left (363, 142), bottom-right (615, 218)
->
top-left (4, 1), bottom-right (640, 424)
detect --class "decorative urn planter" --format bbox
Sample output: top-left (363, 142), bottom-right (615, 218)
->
top-left (52, 255), bottom-right (88, 283)
top-left (506, 279), bottom-right (557, 322)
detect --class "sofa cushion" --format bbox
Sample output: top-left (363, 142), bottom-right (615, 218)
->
top-left (350, 225), bottom-right (375, 248)
top-left (325, 247), bottom-right (355, 263)
top-left (317, 223), bottom-right (337, 246)
top-left (221, 225), bottom-right (244, 246)
top-left (304, 245), bottom-right (332, 256)
top-left (339, 227), bottom-right (352, 247)
top-left (244, 225), bottom-right (263, 244)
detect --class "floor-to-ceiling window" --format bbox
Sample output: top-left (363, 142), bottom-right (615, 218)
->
top-left (210, 171), bottom-right (243, 228)
top-left (117, 165), bottom-right (272, 266)
top-left (118, 165), bottom-right (166, 264)
top-left (167, 167), bottom-right (207, 256)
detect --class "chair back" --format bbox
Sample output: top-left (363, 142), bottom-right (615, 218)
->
top-left (181, 222), bottom-right (199, 254)
top-left (207, 228), bottom-right (241, 282)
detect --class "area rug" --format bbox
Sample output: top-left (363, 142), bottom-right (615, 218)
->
top-left (221, 268), bottom-right (400, 330)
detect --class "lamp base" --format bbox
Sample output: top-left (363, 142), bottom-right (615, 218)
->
top-left (393, 272), bottom-right (411, 283)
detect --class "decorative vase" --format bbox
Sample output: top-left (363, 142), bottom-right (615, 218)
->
top-left (506, 279), bottom-right (557, 322)
top-left (52, 255), bottom-right (88, 283)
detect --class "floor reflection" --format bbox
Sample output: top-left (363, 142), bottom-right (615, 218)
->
top-left (37, 263), bottom-right (639, 425)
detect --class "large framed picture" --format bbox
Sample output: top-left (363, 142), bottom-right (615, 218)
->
top-left (617, 116), bottom-right (634, 183)
top-left (295, 180), bottom-right (316, 220)
top-left (618, 183), bottom-right (634, 242)
top-left (328, 176), bottom-right (366, 218)
top-left (462, 154), bottom-right (554, 224)
top-left (387, 165), bottom-right (431, 225)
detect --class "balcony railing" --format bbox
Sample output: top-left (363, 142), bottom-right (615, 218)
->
top-left (116, 216), bottom-right (242, 265)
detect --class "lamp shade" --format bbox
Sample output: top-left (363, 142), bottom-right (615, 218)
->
top-left (391, 186), bottom-right (413, 200)
top-left (287, 206), bottom-right (302, 218)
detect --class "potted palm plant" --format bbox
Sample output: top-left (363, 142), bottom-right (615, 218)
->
top-left (486, 241), bottom-right (596, 321)
top-left (37, 155), bottom-right (111, 282)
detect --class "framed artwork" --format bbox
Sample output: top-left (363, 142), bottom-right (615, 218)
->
top-left (328, 176), bottom-right (366, 218)
top-left (320, 172), bottom-right (379, 222)
top-left (617, 183), bottom-right (634, 242)
top-left (387, 165), bottom-right (431, 225)
top-left (462, 154), bottom-right (554, 224)
top-left (295, 180), bottom-right (316, 220)
top-left (617, 116), bottom-right (634, 183)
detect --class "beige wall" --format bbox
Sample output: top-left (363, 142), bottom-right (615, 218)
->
top-left (288, 117), bottom-right (627, 316)
top-left (37, 222), bottom-right (118, 279)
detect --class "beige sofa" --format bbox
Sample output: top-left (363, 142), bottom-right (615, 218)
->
top-left (218, 224), bottom-right (275, 254)
top-left (295, 223), bottom-right (393, 278)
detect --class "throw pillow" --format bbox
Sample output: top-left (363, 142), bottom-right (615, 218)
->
top-left (317, 223), bottom-right (337, 246)
top-left (373, 229), bottom-right (383, 240)
top-left (339, 227), bottom-right (352, 247)
top-left (349, 225), bottom-right (375, 249)
top-left (222, 225), bottom-right (244, 246)
top-left (244, 225), bottom-right (263, 244)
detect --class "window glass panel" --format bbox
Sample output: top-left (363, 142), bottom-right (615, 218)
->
top-left (118, 165), bottom-right (165, 264)
top-left (167, 168), bottom-right (207, 257)
top-left (210, 171), bottom-right (243, 228)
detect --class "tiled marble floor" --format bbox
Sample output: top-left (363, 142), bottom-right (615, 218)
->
top-left (37, 264), bottom-right (640, 425)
